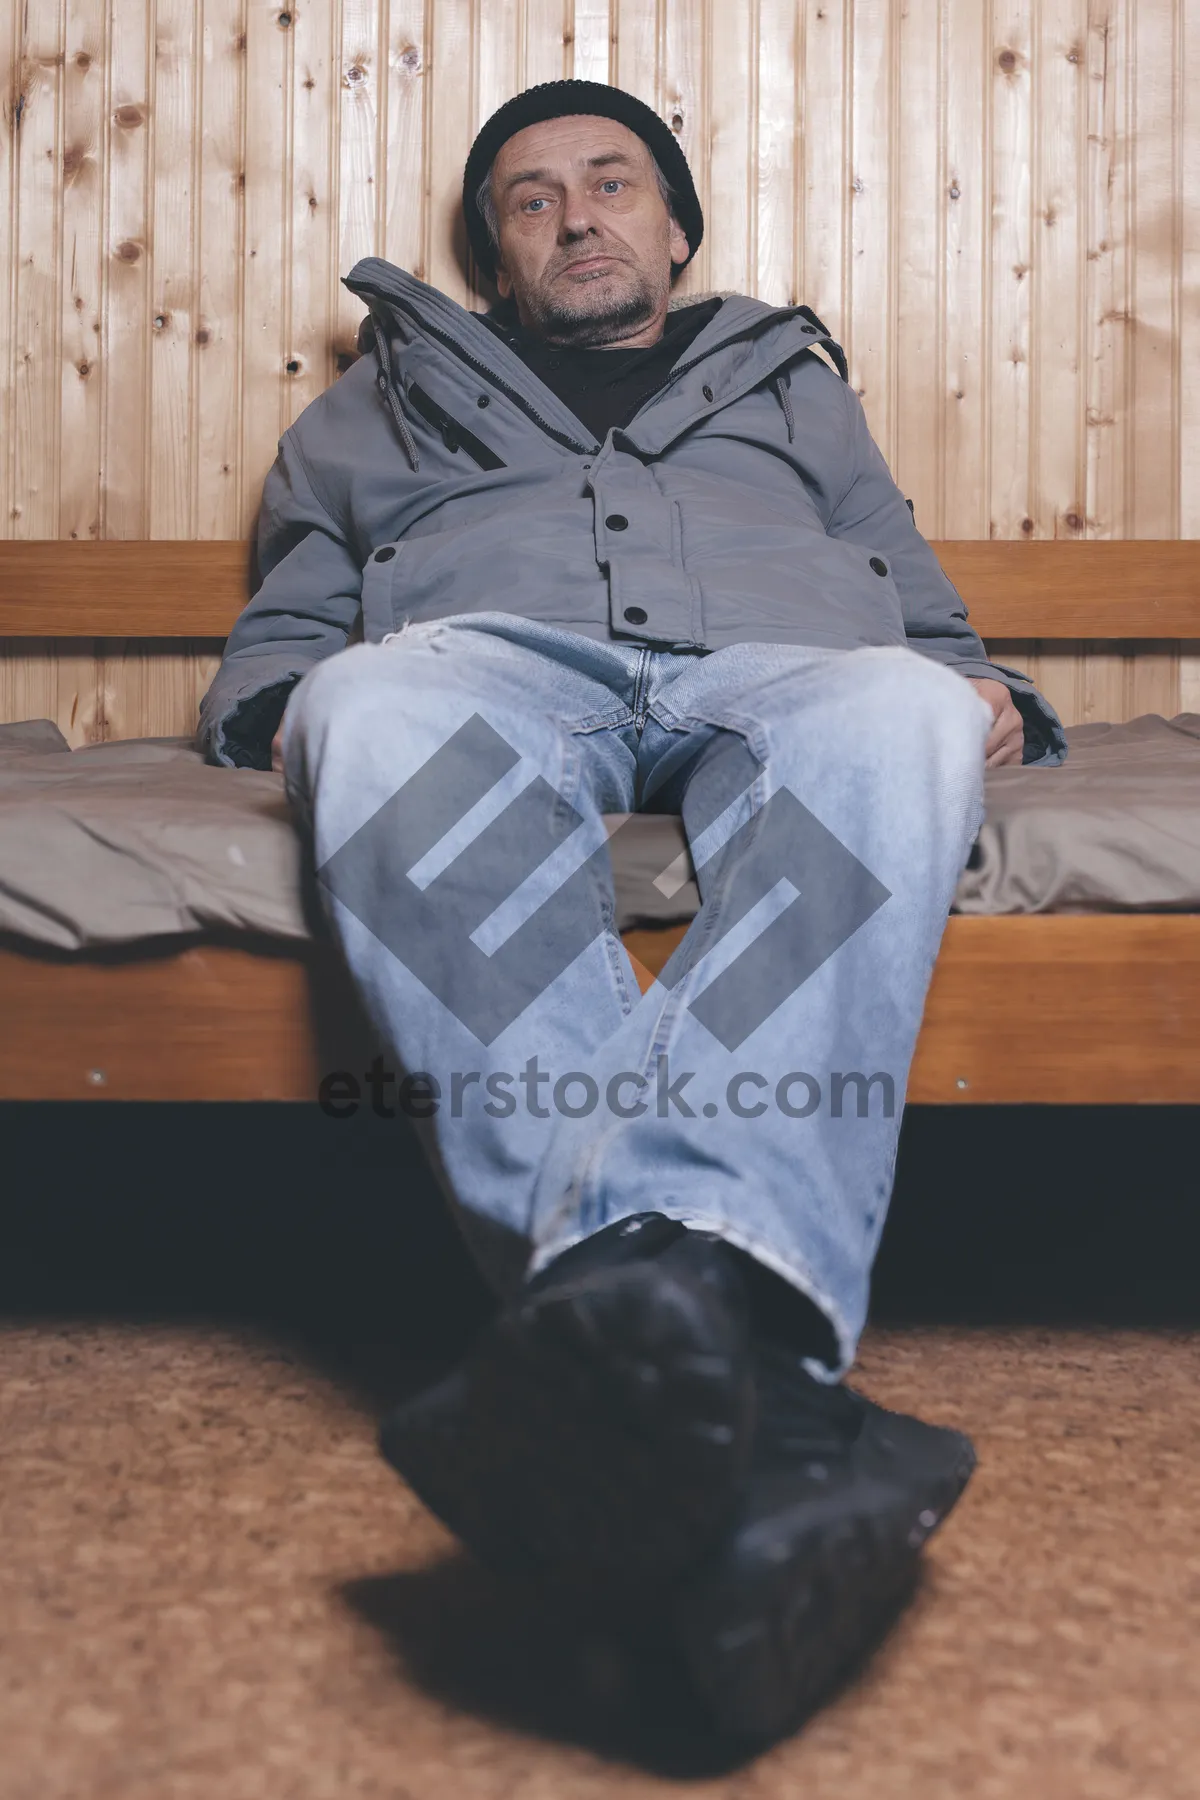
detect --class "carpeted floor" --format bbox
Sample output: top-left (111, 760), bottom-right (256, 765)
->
top-left (3, 1100), bottom-right (1199, 1798)
top-left (3, 1317), bottom-right (1198, 1800)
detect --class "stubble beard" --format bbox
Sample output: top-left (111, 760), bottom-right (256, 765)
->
top-left (519, 255), bottom-right (669, 348)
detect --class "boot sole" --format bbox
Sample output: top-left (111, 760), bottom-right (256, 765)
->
top-left (380, 1258), bottom-right (756, 1586)
top-left (674, 1433), bottom-right (976, 1744)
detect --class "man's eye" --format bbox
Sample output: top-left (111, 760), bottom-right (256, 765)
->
top-left (524, 180), bottom-right (623, 214)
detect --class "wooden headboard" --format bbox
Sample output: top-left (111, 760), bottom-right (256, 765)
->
top-left (1, 540), bottom-right (1198, 639)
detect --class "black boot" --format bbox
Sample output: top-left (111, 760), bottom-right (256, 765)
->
top-left (380, 1213), bottom-right (757, 1587)
top-left (672, 1339), bottom-right (977, 1744)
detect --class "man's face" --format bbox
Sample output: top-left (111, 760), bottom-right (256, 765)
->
top-left (487, 115), bottom-right (692, 346)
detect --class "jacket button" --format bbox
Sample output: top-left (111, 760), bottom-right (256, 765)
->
top-left (702, 384), bottom-right (714, 401)
top-left (375, 546), bottom-right (397, 563)
top-left (606, 513), bottom-right (629, 530)
top-left (869, 556), bottom-right (888, 576)
top-left (801, 324), bottom-right (817, 334)
top-left (477, 394), bottom-right (490, 407)
top-left (623, 606), bottom-right (648, 625)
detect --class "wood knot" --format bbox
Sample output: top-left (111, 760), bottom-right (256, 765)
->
top-left (115, 239), bottom-right (142, 263)
top-left (344, 65), bottom-right (366, 86)
top-left (153, 312), bottom-right (169, 330)
top-left (1020, 517), bottom-right (1034, 534)
top-left (670, 112), bottom-right (683, 133)
top-left (277, 11), bottom-right (293, 27)
top-left (400, 47), bottom-right (421, 73)
top-left (75, 52), bottom-right (91, 71)
top-left (114, 104), bottom-right (145, 129)
top-left (1064, 512), bottom-right (1083, 531)
top-left (62, 143), bottom-right (86, 179)
top-left (77, 359), bottom-right (92, 379)
top-left (195, 326), bottom-right (210, 346)
top-left (998, 48), bottom-right (1018, 74)
top-left (285, 357), bottom-right (301, 374)
top-left (948, 182), bottom-right (961, 201)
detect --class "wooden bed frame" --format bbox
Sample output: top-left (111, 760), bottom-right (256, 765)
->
top-left (2, 539), bottom-right (1199, 1105)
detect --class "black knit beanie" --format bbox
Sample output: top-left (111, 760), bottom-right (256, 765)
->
top-left (462, 79), bottom-right (704, 286)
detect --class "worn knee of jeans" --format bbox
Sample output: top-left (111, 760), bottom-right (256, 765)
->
top-left (856, 651), bottom-right (990, 779)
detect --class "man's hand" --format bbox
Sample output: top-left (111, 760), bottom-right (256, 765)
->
top-left (268, 686), bottom-right (296, 774)
top-left (968, 677), bottom-right (1024, 769)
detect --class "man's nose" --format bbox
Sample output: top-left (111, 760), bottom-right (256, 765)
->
top-left (561, 189), bottom-right (606, 241)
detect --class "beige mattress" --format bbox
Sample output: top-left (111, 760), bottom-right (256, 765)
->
top-left (1, 713), bottom-right (1198, 953)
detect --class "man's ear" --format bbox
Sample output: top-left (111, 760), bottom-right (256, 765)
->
top-left (493, 259), bottom-right (512, 299)
top-left (669, 217), bottom-right (691, 270)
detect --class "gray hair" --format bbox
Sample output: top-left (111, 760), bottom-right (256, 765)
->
top-left (474, 151), bottom-right (677, 260)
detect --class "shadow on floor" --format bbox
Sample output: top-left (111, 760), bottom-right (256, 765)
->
top-left (341, 1554), bottom-right (743, 1777)
top-left (338, 1549), bottom-right (926, 1777)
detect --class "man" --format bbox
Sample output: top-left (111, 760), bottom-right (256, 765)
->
top-left (201, 80), bottom-right (1065, 1745)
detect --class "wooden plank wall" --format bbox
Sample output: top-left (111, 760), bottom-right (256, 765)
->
top-left (0, 0), bottom-right (1196, 743)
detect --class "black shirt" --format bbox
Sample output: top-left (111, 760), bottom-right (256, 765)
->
top-left (477, 295), bottom-right (725, 444)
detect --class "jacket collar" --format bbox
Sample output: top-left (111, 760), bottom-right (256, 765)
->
top-left (343, 258), bottom-right (846, 456)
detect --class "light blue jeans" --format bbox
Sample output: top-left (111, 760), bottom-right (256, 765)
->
top-left (283, 612), bottom-right (990, 1377)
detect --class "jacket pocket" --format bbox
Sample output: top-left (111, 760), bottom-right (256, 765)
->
top-left (406, 383), bottom-right (507, 471)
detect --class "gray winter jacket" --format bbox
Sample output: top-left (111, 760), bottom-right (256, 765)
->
top-left (198, 258), bottom-right (1066, 769)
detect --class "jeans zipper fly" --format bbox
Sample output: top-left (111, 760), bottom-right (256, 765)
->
top-left (631, 646), bottom-right (652, 733)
